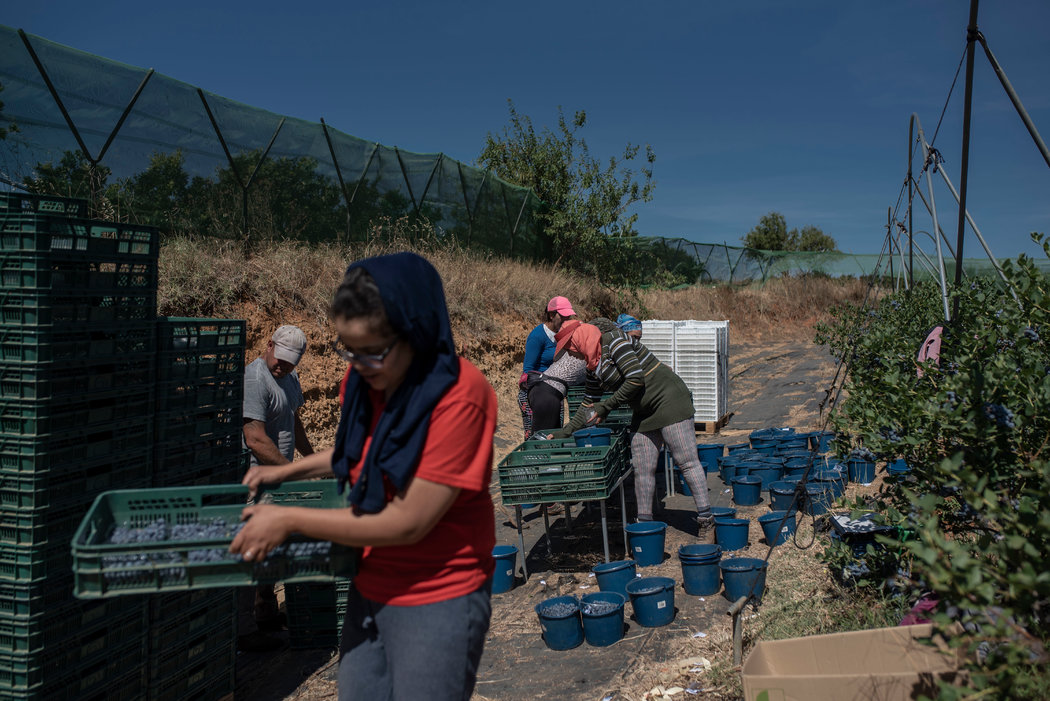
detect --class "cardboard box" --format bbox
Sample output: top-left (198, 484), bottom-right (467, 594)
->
top-left (741, 624), bottom-right (963, 701)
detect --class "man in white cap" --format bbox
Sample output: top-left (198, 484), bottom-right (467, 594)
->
top-left (243, 325), bottom-right (313, 468)
top-left (241, 324), bottom-right (314, 644)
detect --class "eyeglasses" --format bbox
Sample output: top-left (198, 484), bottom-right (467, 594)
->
top-left (330, 338), bottom-right (398, 369)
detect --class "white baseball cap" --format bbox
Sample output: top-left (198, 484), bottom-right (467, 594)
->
top-left (272, 325), bottom-right (306, 365)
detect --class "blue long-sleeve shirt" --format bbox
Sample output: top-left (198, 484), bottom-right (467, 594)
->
top-left (522, 324), bottom-right (556, 373)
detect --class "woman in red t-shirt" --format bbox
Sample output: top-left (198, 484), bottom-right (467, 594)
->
top-left (231, 252), bottom-right (497, 701)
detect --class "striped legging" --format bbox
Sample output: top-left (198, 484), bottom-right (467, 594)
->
top-left (630, 418), bottom-right (711, 520)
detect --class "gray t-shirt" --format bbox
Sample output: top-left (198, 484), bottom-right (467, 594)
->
top-left (242, 357), bottom-right (305, 465)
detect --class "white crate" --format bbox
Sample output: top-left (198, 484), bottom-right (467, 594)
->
top-left (641, 319), bottom-right (730, 423)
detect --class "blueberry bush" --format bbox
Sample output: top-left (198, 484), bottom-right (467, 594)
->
top-left (814, 235), bottom-right (1050, 698)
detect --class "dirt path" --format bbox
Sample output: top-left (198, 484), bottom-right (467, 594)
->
top-left (233, 339), bottom-right (840, 700)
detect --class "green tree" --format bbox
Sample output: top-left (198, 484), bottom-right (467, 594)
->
top-left (478, 100), bottom-right (655, 283)
top-left (743, 211), bottom-right (792, 250)
top-left (743, 211), bottom-right (838, 252)
top-left (795, 224), bottom-right (838, 252)
top-left (115, 150), bottom-right (191, 231)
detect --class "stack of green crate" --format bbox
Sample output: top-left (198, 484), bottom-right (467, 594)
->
top-left (497, 433), bottom-right (631, 505)
top-left (0, 192), bottom-right (156, 700)
top-left (153, 317), bottom-right (248, 488)
top-left (284, 578), bottom-right (351, 649)
top-left (146, 318), bottom-right (247, 699)
top-left (566, 386), bottom-right (633, 431)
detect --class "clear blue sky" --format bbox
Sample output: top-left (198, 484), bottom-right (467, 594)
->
top-left (6, 1), bottom-right (1049, 256)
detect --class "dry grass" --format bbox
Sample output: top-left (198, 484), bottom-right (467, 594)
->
top-left (159, 236), bottom-right (871, 346)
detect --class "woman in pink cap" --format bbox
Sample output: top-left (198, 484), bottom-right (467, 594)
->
top-left (517, 296), bottom-right (577, 440)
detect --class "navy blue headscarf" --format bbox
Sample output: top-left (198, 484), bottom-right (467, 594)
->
top-left (330, 252), bottom-right (460, 513)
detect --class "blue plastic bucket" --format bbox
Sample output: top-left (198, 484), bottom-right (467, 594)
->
top-left (847, 458), bottom-right (876, 485)
top-left (491, 545), bottom-right (518, 594)
top-left (679, 547), bottom-right (722, 596)
top-left (750, 441), bottom-right (777, 456)
top-left (580, 592), bottom-right (626, 647)
top-left (592, 560), bottom-right (637, 598)
top-left (674, 469), bottom-right (693, 496)
top-left (714, 517), bottom-right (750, 551)
top-left (748, 465), bottom-right (782, 491)
top-left (710, 505), bottom-right (738, 519)
top-left (719, 463), bottom-right (739, 484)
top-left (535, 595), bottom-right (583, 650)
top-left (625, 521), bottom-right (667, 566)
top-left (804, 483), bottom-right (833, 515)
top-left (768, 481), bottom-right (798, 512)
top-left (775, 436), bottom-right (809, 452)
top-left (626, 576), bottom-right (676, 627)
top-left (731, 475), bottom-right (762, 506)
top-left (886, 459), bottom-right (912, 482)
top-left (696, 443), bottom-right (724, 472)
top-left (758, 511), bottom-right (796, 546)
top-left (726, 442), bottom-right (750, 454)
top-left (810, 431), bottom-right (835, 453)
top-left (574, 427), bottom-right (612, 447)
top-left (678, 543), bottom-right (722, 561)
top-left (814, 470), bottom-right (845, 499)
top-left (754, 455), bottom-right (786, 466)
top-left (720, 557), bottom-right (767, 602)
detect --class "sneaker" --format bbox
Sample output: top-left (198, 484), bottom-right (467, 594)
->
top-left (697, 516), bottom-right (716, 545)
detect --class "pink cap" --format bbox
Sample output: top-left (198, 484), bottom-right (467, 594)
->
top-left (546, 296), bottom-right (575, 316)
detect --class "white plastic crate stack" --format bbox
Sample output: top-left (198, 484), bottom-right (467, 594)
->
top-left (640, 320), bottom-right (729, 424)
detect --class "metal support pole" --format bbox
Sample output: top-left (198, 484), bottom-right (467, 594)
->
top-left (977, 33), bottom-right (1050, 169)
top-left (516, 505), bottom-right (528, 580)
top-left (620, 484), bottom-right (629, 555)
top-left (925, 170), bottom-right (952, 321)
top-left (953, 0), bottom-right (980, 318)
top-left (728, 596), bottom-right (749, 666)
top-left (600, 500), bottom-right (610, 563)
top-left (908, 115), bottom-right (916, 287)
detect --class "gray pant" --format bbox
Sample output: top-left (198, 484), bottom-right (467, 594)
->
top-left (337, 579), bottom-right (492, 701)
top-left (631, 417), bottom-right (712, 519)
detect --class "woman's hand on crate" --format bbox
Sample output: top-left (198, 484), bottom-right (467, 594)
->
top-left (230, 504), bottom-right (291, 562)
top-left (243, 447), bottom-right (337, 499)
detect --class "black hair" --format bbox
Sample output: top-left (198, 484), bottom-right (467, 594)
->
top-left (330, 267), bottom-right (391, 332)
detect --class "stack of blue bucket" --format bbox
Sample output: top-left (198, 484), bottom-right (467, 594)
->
top-left (679, 544), bottom-right (722, 595)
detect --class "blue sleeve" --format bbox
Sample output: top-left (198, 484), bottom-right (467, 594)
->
top-left (522, 325), bottom-right (547, 373)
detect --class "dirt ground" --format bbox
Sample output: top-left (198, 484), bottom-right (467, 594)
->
top-left (231, 316), bottom-right (840, 700)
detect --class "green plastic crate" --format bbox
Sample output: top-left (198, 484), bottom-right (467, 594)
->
top-left (0, 422), bottom-right (152, 476)
top-left (0, 388), bottom-right (153, 436)
top-left (152, 452), bottom-right (250, 489)
top-left (0, 574), bottom-right (79, 618)
top-left (0, 597), bottom-right (144, 655)
top-left (497, 434), bottom-right (630, 505)
top-left (153, 405), bottom-right (240, 445)
top-left (156, 349), bottom-right (244, 382)
top-left (0, 289), bottom-right (156, 326)
top-left (0, 356), bottom-right (153, 402)
top-left (0, 214), bottom-right (158, 259)
top-left (285, 578), bottom-right (350, 650)
top-left (147, 647), bottom-right (234, 701)
top-left (0, 449), bottom-right (151, 515)
top-left (0, 504), bottom-right (83, 548)
top-left (156, 317), bottom-right (246, 351)
top-left (72, 481), bottom-right (359, 598)
top-left (0, 628), bottom-right (147, 696)
top-left (0, 254), bottom-right (157, 292)
top-left (0, 323), bottom-right (155, 364)
top-left (0, 192), bottom-right (88, 218)
top-left (155, 377), bottom-right (241, 413)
